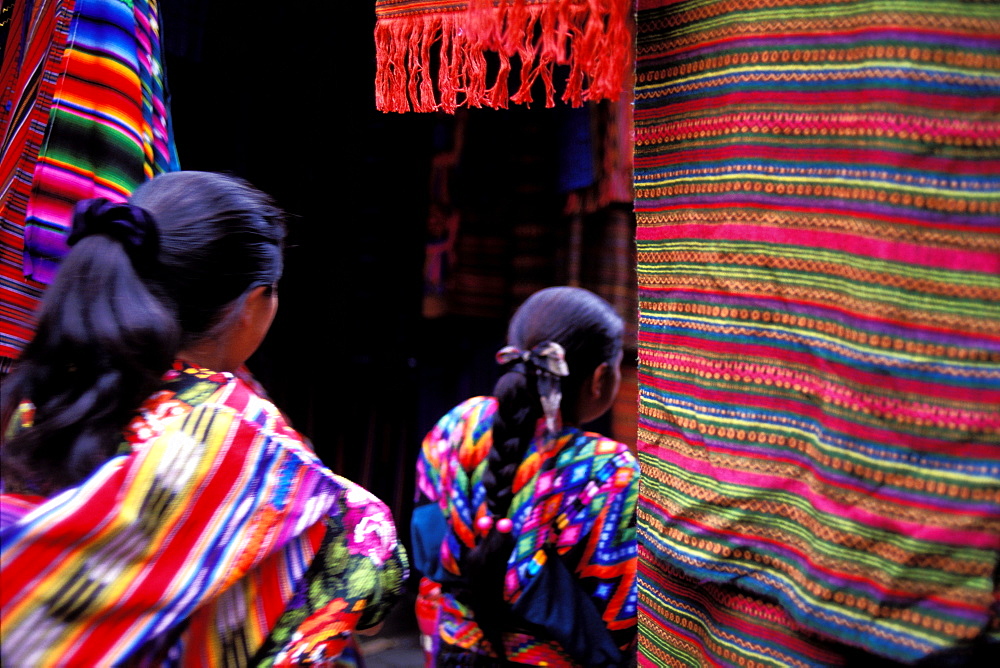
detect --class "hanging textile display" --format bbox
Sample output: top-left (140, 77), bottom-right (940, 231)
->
top-left (375, 0), bottom-right (631, 112)
top-left (634, 1), bottom-right (1000, 666)
top-left (0, 0), bottom-right (179, 362)
top-left (0, 0), bottom-right (73, 365)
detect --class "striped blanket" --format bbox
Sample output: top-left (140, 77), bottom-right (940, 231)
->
top-left (0, 0), bottom-right (178, 361)
top-left (0, 0), bottom-right (72, 361)
top-left (634, 1), bottom-right (1000, 665)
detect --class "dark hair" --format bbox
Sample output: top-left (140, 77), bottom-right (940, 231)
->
top-left (1, 171), bottom-right (285, 495)
top-left (461, 286), bottom-right (624, 657)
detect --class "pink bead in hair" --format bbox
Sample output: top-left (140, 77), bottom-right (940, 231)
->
top-left (475, 516), bottom-right (494, 532)
top-left (495, 518), bottom-right (513, 534)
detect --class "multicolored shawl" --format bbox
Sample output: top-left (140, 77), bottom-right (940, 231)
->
top-left (413, 396), bottom-right (639, 665)
top-left (0, 0), bottom-right (179, 362)
top-left (374, 0), bottom-right (632, 112)
top-left (1, 361), bottom-right (408, 667)
top-left (634, 1), bottom-right (1000, 666)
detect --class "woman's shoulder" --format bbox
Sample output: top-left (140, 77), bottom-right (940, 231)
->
top-left (427, 396), bottom-right (497, 440)
top-left (557, 429), bottom-right (638, 473)
top-left (324, 473), bottom-right (404, 569)
top-left (125, 361), bottom-right (310, 458)
top-left (329, 473), bottom-right (394, 519)
top-left (448, 395), bottom-right (497, 421)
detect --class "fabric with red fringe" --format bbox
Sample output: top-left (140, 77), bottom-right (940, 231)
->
top-left (374, 0), bottom-right (631, 112)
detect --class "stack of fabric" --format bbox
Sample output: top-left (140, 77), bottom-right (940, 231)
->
top-left (634, 1), bottom-right (1000, 664)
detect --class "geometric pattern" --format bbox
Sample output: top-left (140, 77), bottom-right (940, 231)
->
top-left (415, 395), bottom-right (640, 663)
top-left (634, 1), bottom-right (1000, 665)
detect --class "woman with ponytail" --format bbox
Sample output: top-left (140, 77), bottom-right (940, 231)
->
top-left (412, 286), bottom-right (639, 666)
top-left (0, 171), bottom-right (407, 667)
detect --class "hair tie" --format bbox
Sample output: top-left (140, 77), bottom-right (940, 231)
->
top-left (496, 341), bottom-right (569, 435)
top-left (68, 198), bottom-right (159, 262)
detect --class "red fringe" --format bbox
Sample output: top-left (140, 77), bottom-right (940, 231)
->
top-left (375, 0), bottom-right (631, 113)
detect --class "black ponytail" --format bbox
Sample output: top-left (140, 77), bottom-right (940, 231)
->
top-left (0, 233), bottom-right (179, 494)
top-left (1, 171), bottom-right (285, 495)
top-left (457, 286), bottom-right (624, 659)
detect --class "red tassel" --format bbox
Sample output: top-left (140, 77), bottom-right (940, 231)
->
top-left (374, 0), bottom-right (631, 113)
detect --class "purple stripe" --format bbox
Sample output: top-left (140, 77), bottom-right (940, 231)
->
top-left (642, 290), bottom-right (1000, 352)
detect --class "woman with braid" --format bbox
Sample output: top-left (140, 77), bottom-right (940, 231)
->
top-left (0, 171), bottom-right (407, 666)
top-left (412, 286), bottom-right (639, 666)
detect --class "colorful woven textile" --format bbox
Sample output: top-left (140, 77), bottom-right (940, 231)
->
top-left (0, 0), bottom-right (178, 362)
top-left (413, 396), bottom-right (639, 664)
top-left (0, 0), bottom-right (72, 361)
top-left (634, 1), bottom-right (1000, 665)
top-left (375, 0), bottom-right (631, 112)
top-left (22, 0), bottom-right (179, 284)
top-left (1, 361), bottom-right (408, 666)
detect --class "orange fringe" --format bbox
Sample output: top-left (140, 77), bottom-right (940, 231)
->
top-left (375, 0), bottom-right (631, 113)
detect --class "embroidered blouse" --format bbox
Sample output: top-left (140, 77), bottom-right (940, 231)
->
top-left (1, 360), bottom-right (408, 666)
top-left (413, 396), bottom-right (639, 666)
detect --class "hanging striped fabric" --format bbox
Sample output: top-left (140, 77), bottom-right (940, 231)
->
top-left (0, 0), bottom-right (73, 362)
top-left (0, 0), bottom-right (178, 363)
top-left (634, 1), bottom-right (1000, 665)
top-left (23, 0), bottom-right (179, 284)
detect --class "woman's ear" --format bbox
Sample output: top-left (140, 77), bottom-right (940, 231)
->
top-left (590, 362), bottom-right (611, 399)
top-left (240, 285), bottom-right (273, 326)
top-left (577, 361), bottom-right (620, 425)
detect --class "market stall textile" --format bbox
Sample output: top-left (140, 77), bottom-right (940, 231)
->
top-left (0, 0), bottom-right (178, 361)
top-left (0, 0), bottom-right (71, 363)
top-left (375, 0), bottom-right (631, 112)
top-left (633, 1), bottom-right (1000, 665)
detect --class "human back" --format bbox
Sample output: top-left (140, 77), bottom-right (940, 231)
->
top-left (413, 286), bottom-right (639, 666)
top-left (1, 170), bottom-right (286, 495)
top-left (0, 171), bottom-right (407, 666)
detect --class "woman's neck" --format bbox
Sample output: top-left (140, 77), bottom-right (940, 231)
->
top-left (177, 342), bottom-right (238, 373)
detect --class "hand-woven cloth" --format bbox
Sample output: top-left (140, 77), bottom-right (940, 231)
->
top-left (1, 361), bottom-right (408, 666)
top-left (0, 0), bottom-right (71, 361)
top-left (634, 1), bottom-right (1000, 665)
top-left (375, 0), bottom-right (632, 112)
top-left (413, 396), bottom-right (639, 665)
top-left (0, 0), bottom-right (179, 362)
top-left (21, 0), bottom-right (180, 285)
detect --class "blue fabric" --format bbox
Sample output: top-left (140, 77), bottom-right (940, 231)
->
top-left (511, 545), bottom-right (623, 667)
top-left (557, 106), bottom-right (595, 192)
top-left (411, 502), bottom-right (449, 583)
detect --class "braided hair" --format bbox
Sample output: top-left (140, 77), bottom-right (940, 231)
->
top-left (1, 171), bottom-right (285, 495)
top-left (457, 286), bottom-right (624, 661)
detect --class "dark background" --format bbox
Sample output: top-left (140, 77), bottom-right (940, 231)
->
top-left (157, 2), bottom-right (614, 542)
